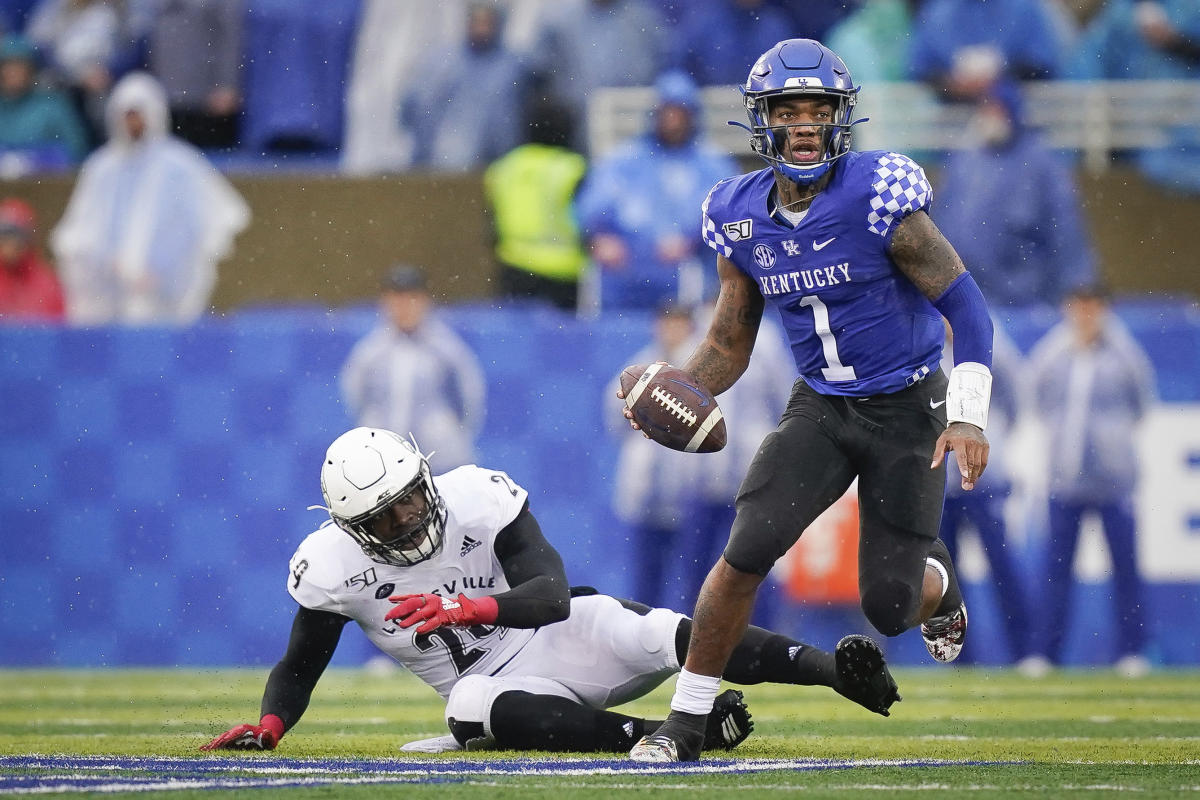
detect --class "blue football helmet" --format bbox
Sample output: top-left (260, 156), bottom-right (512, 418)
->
top-left (737, 39), bottom-right (862, 185)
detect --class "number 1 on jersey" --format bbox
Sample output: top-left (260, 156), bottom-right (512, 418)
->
top-left (799, 295), bottom-right (857, 381)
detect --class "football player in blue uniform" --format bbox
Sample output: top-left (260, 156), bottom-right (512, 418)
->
top-left (625, 39), bottom-right (995, 762)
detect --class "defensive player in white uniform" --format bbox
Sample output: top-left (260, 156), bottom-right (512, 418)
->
top-left (203, 427), bottom-right (900, 754)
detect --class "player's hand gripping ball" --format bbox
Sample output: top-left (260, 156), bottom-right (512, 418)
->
top-left (619, 363), bottom-right (727, 453)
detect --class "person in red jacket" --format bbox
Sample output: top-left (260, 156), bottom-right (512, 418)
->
top-left (0, 197), bottom-right (64, 321)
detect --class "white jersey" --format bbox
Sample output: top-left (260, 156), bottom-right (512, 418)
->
top-left (288, 465), bottom-right (532, 698)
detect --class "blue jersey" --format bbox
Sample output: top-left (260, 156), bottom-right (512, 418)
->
top-left (701, 150), bottom-right (944, 397)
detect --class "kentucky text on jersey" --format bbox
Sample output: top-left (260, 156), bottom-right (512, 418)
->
top-left (758, 262), bottom-right (851, 296)
top-left (702, 151), bottom-right (944, 397)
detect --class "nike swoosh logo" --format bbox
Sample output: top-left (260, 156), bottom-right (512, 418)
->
top-left (930, 399), bottom-right (946, 409)
top-left (813, 237), bottom-right (836, 251)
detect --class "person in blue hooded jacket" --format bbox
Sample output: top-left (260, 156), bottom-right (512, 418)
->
top-left (576, 71), bottom-right (738, 312)
top-left (931, 81), bottom-right (1096, 311)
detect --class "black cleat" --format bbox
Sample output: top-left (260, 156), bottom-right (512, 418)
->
top-left (833, 634), bottom-right (902, 716)
top-left (629, 710), bottom-right (706, 762)
top-left (702, 689), bottom-right (753, 751)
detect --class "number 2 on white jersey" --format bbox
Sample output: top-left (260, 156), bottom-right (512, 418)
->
top-left (799, 295), bottom-right (857, 381)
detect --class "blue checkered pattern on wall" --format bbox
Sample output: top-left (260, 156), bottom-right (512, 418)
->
top-left (0, 306), bottom-right (647, 666)
top-left (1, 302), bottom-right (1197, 666)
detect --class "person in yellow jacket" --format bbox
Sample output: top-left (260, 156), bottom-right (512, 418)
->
top-left (484, 97), bottom-right (587, 312)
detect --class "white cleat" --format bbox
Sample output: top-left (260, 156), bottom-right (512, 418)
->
top-left (629, 733), bottom-right (681, 762)
top-left (921, 601), bottom-right (967, 663)
top-left (398, 734), bottom-right (463, 753)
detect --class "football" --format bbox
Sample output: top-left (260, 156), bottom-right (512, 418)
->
top-left (619, 363), bottom-right (727, 453)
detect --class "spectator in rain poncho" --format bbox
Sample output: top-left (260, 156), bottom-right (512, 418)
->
top-left (51, 71), bottom-right (249, 325)
top-left (402, 1), bottom-right (532, 171)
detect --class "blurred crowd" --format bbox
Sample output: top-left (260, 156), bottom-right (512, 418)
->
top-left (0, 0), bottom-right (1195, 173)
top-left (1, 0), bottom-right (1197, 325)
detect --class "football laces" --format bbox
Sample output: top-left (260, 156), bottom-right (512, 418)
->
top-left (650, 386), bottom-right (698, 426)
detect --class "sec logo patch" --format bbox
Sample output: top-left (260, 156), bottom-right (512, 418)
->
top-left (753, 244), bottom-right (776, 270)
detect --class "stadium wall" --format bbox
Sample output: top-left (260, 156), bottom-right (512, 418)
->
top-left (1, 303), bottom-right (1198, 668)
top-left (8, 166), bottom-right (1200, 310)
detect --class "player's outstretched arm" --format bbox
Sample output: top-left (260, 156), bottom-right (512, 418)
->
top-left (890, 210), bottom-right (992, 490)
top-left (683, 254), bottom-right (764, 396)
top-left (202, 606), bottom-right (349, 751)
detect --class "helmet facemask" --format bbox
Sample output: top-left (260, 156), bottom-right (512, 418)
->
top-left (745, 88), bottom-right (857, 185)
top-left (320, 427), bottom-right (447, 567)
top-left (335, 462), bottom-right (447, 567)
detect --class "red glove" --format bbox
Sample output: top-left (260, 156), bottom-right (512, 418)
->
top-left (200, 714), bottom-right (285, 751)
top-left (385, 592), bottom-right (498, 634)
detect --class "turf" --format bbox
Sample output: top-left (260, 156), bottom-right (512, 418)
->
top-left (3, 666), bottom-right (1198, 798)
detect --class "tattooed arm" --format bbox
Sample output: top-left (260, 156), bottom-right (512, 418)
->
top-left (683, 254), bottom-right (765, 396)
top-left (890, 209), bottom-right (993, 490)
top-left (887, 209), bottom-right (966, 300)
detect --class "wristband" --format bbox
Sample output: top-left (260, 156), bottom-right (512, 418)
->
top-left (260, 714), bottom-right (285, 741)
top-left (470, 595), bottom-right (499, 625)
top-left (945, 361), bottom-right (992, 429)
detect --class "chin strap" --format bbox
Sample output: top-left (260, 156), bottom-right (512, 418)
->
top-left (728, 118), bottom-right (869, 184)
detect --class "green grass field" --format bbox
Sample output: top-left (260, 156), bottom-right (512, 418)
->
top-left (3, 666), bottom-right (1198, 798)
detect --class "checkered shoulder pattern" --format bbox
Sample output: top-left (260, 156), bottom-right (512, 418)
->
top-left (701, 179), bottom-right (734, 258)
top-left (866, 153), bottom-right (933, 238)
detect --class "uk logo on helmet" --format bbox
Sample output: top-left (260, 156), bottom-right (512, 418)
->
top-left (784, 76), bottom-right (825, 89)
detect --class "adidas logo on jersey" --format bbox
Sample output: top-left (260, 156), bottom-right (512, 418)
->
top-left (460, 536), bottom-right (482, 557)
top-left (788, 645), bottom-right (802, 661)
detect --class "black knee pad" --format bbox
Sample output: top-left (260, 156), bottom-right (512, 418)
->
top-left (860, 578), bottom-right (918, 637)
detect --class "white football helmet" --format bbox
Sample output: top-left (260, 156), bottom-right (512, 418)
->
top-left (320, 427), bottom-right (446, 566)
